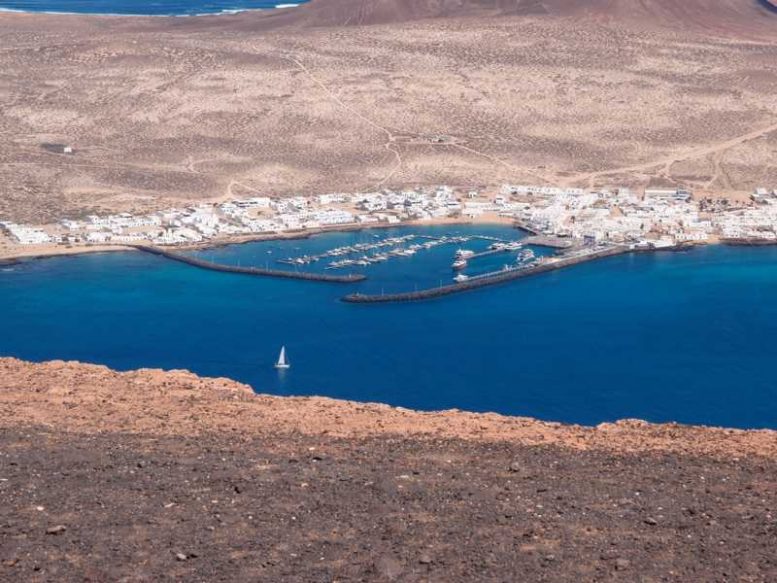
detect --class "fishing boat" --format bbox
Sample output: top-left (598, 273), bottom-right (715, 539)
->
top-left (275, 346), bottom-right (290, 370)
top-left (453, 273), bottom-right (470, 283)
top-left (455, 249), bottom-right (475, 259)
top-left (452, 259), bottom-right (468, 270)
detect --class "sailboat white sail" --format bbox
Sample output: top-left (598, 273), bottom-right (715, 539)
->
top-left (275, 346), bottom-right (290, 369)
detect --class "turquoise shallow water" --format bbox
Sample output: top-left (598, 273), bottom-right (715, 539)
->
top-left (2, 224), bottom-right (777, 429)
top-left (0, 0), bottom-right (306, 16)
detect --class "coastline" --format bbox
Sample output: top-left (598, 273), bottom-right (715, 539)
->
top-left (2, 356), bottom-right (775, 449)
top-left (0, 2), bottom-right (303, 18)
top-left (2, 5), bottom-right (776, 578)
top-left (2, 356), bottom-right (775, 580)
top-left (0, 214), bottom-right (519, 264)
top-left (2, 215), bottom-right (772, 268)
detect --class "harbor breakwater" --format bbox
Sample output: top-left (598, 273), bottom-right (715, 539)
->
top-left (129, 237), bottom-right (698, 299)
top-left (343, 246), bottom-right (630, 303)
top-left (132, 245), bottom-right (366, 283)
top-left (720, 237), bottom-right (777, 246)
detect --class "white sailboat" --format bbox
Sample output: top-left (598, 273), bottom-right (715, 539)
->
top-left (275, 346), bottom-right (290, 369)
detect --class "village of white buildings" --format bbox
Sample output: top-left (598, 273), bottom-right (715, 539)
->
top-left (3, 184), bottom-right (777, 251)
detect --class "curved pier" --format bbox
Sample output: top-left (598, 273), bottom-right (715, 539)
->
top-left (343, 247), bottom-right (628, 303)
top-left (132, 245), bottom-right (366, 283)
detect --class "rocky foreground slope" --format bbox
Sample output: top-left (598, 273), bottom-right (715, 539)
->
top-left (1, 357), bottom-right (776, 581)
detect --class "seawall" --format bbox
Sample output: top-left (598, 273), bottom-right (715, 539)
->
top-left (132, 245), bottom-right (366, 283)
top-left (720, 237), bottom-right (777, 246)
top-left (343, 246), bottom-right (629, 303)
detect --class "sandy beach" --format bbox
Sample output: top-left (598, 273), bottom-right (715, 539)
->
top-left (0, 213), bottom-right (520, 263)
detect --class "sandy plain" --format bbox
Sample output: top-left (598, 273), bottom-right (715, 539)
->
top-left (1, 1), bottom-right (776, 224)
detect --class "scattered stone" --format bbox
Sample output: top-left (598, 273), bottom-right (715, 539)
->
top-left (45, 525), bottom-right (67, 535)
top-left (644, 517), bottom-right (658, 526)
top-left (615, 558), bottom-right (631, 570)
top-left (1, 357), bottom-right (776, 581)
top-left (374, 556), bottom-right (403, 580)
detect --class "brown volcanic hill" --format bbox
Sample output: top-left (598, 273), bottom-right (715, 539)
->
top-left (541, 0), bottom-right (777, 35)
top-left (166, 0), bottom-right (776, 33)
top-left (272, 0), bottom-right (777, 35)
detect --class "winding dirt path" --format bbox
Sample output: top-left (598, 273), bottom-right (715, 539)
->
top-left (566, 118), bottom-right (777, 188)
top-left (277, 53), bottom-right (403, 189)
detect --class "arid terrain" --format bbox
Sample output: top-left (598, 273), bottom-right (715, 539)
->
top-left (3, 3), bottom-right (777, 580)
top-left (0, 357), bottom-right (776, 581)
top-left (1, 0), bottom-right (776, 223)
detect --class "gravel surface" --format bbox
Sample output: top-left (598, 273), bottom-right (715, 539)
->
top-left (2, 427), bottom-right (775, 582)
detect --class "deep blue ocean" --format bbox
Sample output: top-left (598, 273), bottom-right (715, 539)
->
top-left (0, 0), bottom-right (305, 16)
top-left (2, 224), bottom-right (777, 430)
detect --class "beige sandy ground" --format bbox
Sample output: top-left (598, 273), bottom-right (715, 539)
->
top-left (0, 243), bottom-right (134, 262)
top-left (1, 357), bottom-right (774, 460)
top-left (1, 3), bottom-right (776, 224)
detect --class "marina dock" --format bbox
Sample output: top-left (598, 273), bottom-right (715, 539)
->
top-left (456, 235), bottom-right (574, 266)
top-left (285, 234), bottom-right (473, 270)
top-left (132, 245), bottom-right (366, 283)
top-left (465, 242), bottom-right (523, 261)
top-left (342, 246), bottom-right (629, 303)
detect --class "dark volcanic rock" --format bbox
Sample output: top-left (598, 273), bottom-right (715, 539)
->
top-left (1, 427), bottom-right (775, 581)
